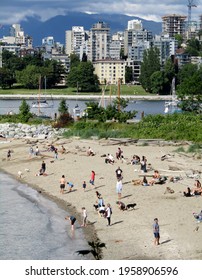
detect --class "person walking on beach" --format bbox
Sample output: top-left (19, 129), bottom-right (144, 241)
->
top-left (140, 156), bottom-right (147, 173)
top-left (153, 218), bottom-right (160, 245)
top-left (90, 170), bottom-right (95, 187)
top-left (54, 148), bottom-right (58, 160)
top-left (29, 146), bottom-right (34, 158)
top-left (106, 203), bottom-right (112, 226)
top-left (35, 146), bottom-right (39, 156)
top-left (7, 149), bottom-right (11, 160)
top-left (81, 207), bottom-right (87, 227)
top-left (82, 181), bottom-right (86, 191)
top-left (116, 178), bottom-right (123, 200)
top-left (115, 166), bottom-right (123, 180)
top-left (60, 175), bottom-right (66, 194)
top-left (65, 215), bottom-right (76, 230)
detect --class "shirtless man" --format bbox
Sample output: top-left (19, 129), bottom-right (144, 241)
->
top-left (60, 175), bottom-right (66, 194)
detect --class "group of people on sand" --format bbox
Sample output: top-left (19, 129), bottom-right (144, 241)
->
top-left (184, 180), bottom-right (202, 197)
top-left (93, 191), bottom-right (112, 226)
top-left (59, 175), bottom-right (74, 194)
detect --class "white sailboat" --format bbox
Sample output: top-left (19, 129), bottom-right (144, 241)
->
top-left (32, 76), bottom-right (54, 109)
top-left (164, 77), bottom-right (181, 114)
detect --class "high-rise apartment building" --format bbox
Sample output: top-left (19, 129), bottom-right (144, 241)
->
top-left (88, 21), bottom-right (110, 62)
top-left (65, 26), bottom-right (87, 58)
top-left (162, 14), bottom-right (187, 38)
top-left (124, 20), bottom-right (153, 57)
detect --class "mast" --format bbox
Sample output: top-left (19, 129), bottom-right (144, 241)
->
top-left (117, 78), bottom-right (121, 112)
top-left (38, 75), bottom-right (41, 115)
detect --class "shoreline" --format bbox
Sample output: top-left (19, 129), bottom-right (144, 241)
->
top-left (0, 138), bottom-right (202, 260)
top-left (0, 167), bottom-right (99, 257)
top-left (0, 94), bottom-right (171, 101)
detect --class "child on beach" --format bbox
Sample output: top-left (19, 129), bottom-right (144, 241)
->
top-left (89, 171), bottom-right (95, 186)
top-left (81, 207), bottom-right (87, 227)
top-left (82, 181), bottom-right (86, 191)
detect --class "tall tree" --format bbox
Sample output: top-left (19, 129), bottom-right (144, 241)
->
top-left (139, 47), bottom-right (161, 92)
top-left (177, 64), bottom-right (202, 113)
top-left (18, 100), bottom-right (32, 122)
top-left (67, 61), bottom-right (100, 92)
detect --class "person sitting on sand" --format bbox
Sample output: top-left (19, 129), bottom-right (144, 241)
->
top-left (105, 153), bottom-right (114, 164)
top-left (61, 145), bottom-right (66, 154)
top-left (193, 210), bottom-right (202, 222)
top-left (131, 155), bottom-right (140, 165)
top-left (142, 176), bottom-right (150, 186)
top-left (149, 170), bottom-right (161, 185)
top-left (116, 201), bottom-right (126, 211)
top-left (87, 147), bottom-right (95, 156)
top-left (183, 187), bottom-right (192, 197)
top-left (35, 161), bottom-right (47, 176)
top-left (191, 180), bottom-right (202, 196)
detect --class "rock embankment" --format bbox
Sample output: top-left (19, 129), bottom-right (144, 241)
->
top-left (0, 123), bottom-right (67, 140)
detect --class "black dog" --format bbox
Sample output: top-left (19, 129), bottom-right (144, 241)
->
top-left (93, 204), bottom-right (99, 211)
top-left (126, 203), bottom-right (137, 210)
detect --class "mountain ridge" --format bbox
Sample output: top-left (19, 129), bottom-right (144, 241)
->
top-left (0, 12), bottom-right (162, 46)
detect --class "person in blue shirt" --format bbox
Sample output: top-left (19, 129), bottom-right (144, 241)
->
top-left (153, 218), bottom-right (160, 245)
top-left (67, 182), bottom-right (74, 192)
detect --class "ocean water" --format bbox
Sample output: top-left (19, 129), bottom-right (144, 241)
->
top-left (0, 99), bottom-right (166, 120)
top-left (0, 172), bottom-right (90, 260)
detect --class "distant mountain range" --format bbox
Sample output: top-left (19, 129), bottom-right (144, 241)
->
top-left (0, 12), bottom-right (162, 46)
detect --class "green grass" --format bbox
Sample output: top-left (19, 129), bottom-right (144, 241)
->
top-left (63, 113), bottom-right (202, 143)
top-left (0, 84), bottom-right (149, 96)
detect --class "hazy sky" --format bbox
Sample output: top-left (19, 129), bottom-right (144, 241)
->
top-left (0, 0), bottom-right (201, 24)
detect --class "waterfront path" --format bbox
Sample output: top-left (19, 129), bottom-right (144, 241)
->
top-left (0, 94), bottom-right (172, 101)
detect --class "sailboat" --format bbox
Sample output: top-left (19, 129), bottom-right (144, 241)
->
top-left (32, 76), bottom-right (54, 109)
top-left (164, 77), bottom-right (181, 114)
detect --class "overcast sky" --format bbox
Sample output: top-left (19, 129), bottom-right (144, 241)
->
top-left (0, 0), bottom-right (201, 25)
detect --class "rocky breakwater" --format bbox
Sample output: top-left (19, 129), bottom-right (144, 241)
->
top-left (0, 123), bottom-right (68, 140)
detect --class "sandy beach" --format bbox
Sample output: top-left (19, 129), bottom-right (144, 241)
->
top-left (0, 137), bottom-right (202, 260)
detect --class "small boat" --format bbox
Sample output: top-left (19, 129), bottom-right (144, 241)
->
top-left (164, 77), bottom-right (181, 114)
top-left (72, 104), bottom-right (82, 119)
top-left (32, 76), bottom-right (54, 109)
top-left (32, 100), bottom-right (52, 108)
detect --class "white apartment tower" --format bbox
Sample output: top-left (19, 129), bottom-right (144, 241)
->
top-left (127, 19), bottom-right (143, 31)
top-left (65, 26), bottom-right (86, 58)
top-left (88, 21), bottom-right (110, 62)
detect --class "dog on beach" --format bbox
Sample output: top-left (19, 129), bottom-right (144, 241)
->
top-left (18, 171), bottom-right (23, 178)
top-left (132, 179), bottom-right (142, 186)
top-left (126, 203), bottom-right (137, 210)
top-left (164, 186), bottom-right (175, 194)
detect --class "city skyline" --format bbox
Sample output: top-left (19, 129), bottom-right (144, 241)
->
top-left (0, 0), bottom-right (201, 25)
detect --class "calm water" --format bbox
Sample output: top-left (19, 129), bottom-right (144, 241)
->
top-left (0, 172), bottom-right (90, 260)
top-left (0, 99), bottom-right (166, 120)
